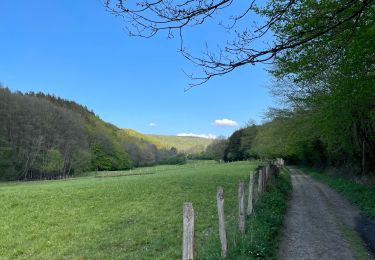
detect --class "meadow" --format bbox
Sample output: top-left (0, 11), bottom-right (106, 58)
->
top-left (0, 161), bottom-right (260, 259)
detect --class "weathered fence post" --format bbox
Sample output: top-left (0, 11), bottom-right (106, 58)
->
top-left (238, 180), bottom-right (245, 234)
top-left (216, 187), bottom-right (227, 258)
top-left (247, 173), bottom-right (254, 216)
top-left (268, 165), bottom-right (271, 177)
top-left (183, 203), bottom-right (194, 260)
top-left (264, 165), bottom-right (267, 185)
top-left (257, 169), bottom-right (263, 194)
top-left (261, 167), bottom-right (266, 191)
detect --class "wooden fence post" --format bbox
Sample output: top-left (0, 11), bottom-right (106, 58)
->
top-left (247, 173), bottom-right (254, 216)
top-left (238, 180), bottom-right (245, 234)
top-left (183, 203), bottom-right (194, 260)
top-left (276, 158), bottom-right (281, 168)
top-left (264, 165), bottom-right (267, 184)
top-left (216, 187), bottom-right (227, 258)
top-left (257, 169), bottom-right (263, 194)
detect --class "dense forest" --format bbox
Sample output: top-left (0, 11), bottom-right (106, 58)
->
top-left (0, 88), bottom-right (185, 181)
top-left (205, 4), bottom-right (375, 176)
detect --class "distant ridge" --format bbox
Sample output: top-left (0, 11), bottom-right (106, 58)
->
top-left (148, 134), bottom-right (213, 154)
top-left (122, 129), bottom-right (213, 154)
top-left (121, 129), bottom-right (164, 149)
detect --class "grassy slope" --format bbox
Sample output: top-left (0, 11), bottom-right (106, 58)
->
top-left (0, 161), bottom-right (259, 259)
top-left (300, 167), bottom-right (375, 218)
top-left (121, 129), bottom-right (165, 149)
top-left (149, 134), bottom-right (213, 153)
top-left (122, 129), bottom-right (214, 154)
top-left (122, 129), bottom-right (214, 153)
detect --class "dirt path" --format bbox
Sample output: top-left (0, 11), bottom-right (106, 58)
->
top-left (278, 168), bottom-right (374, 260)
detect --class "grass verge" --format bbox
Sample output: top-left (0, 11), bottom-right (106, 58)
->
top-left (300, 167), bottom-right (375, 218)
top-left (224, 167), bottom-right (292, 259)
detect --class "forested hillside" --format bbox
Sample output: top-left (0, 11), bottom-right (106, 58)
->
top-left (0, 88), bottom-right (183, 181)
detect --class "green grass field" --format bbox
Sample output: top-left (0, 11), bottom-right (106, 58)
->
top-left (1, 161), bottom-right (262, 259)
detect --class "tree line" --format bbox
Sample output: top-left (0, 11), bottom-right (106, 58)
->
top-left (259, 0), bottom-right (374, 176)
top-left (205, 16), bottom-right (374, 175)
top-left (189, 1), bottom-right (373, 177)
top-left (0, 88), bottom-right (185, 181)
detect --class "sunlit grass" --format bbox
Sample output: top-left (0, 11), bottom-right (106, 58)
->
top-left (0, 161), bottom-right (261, 259)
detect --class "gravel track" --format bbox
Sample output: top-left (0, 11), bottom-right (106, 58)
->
top-left (278, 168), bottom-right (374, 260)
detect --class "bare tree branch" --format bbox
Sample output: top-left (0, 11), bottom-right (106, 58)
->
top-left (104, 0), bottom-right (375, 87)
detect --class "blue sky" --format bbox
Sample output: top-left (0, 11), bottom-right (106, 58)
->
top-left (0, 0), bottom-right (274, 138)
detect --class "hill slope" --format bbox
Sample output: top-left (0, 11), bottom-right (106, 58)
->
top-left (0, 88), bottom-right (183, 180)
top-left (121, 129), bottom-right (164, 149)
top-left (148, 135), bottom-right (214, 154)
top-left (122, 129), bottom-right (214, 154)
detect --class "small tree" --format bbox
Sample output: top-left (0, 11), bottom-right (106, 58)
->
top-left (205, 138), bottom-right (228, 162)
top-left (41, 149), bottom-right (64, 176)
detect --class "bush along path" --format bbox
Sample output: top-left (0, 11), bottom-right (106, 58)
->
top-left (279, 167), bottom-right (374, 260)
